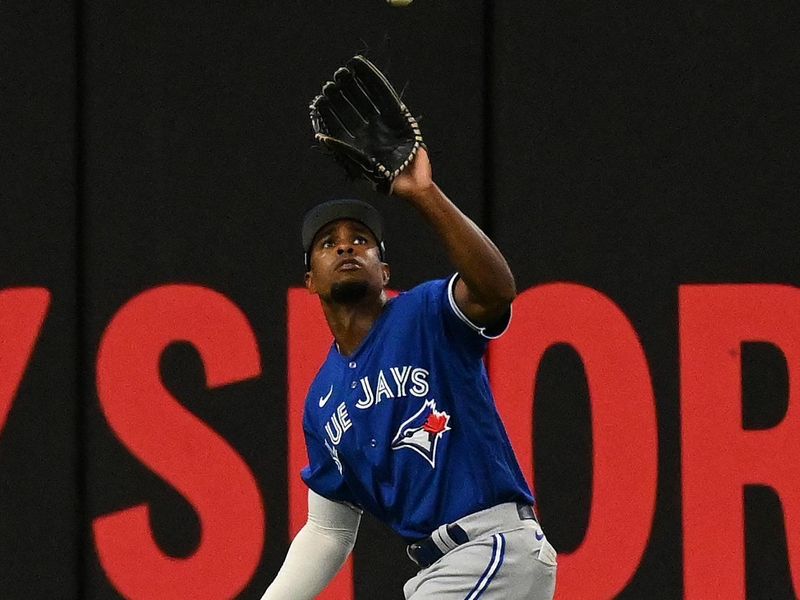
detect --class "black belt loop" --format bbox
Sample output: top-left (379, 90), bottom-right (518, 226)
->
top-left (407, 503), bottom-right (536, 568)
top-left (406, 523), bottom-right (467, 568)
top-left (516, 503), bottom-right (536, 521)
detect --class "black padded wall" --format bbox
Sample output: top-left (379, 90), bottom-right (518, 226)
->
top-left (1, 2), bottom-right (798, 598)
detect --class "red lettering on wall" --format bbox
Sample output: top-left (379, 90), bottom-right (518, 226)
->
top-left (489, 283), bottom-right (658, 599)
top-left (287, 288), bottom-right (354, 599)
top-left (681, 285), bottom-right (800, 599)
top-left (93, 285), bottom-right (265, 599)
top-left (0, 287), bottom-right (50, 436)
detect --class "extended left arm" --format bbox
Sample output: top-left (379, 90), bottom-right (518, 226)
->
top-left (261, 490), bottom-right (361, 600)
top-left (391, 148), bottom-right (516, 327)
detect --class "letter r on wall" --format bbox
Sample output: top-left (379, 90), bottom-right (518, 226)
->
top-left (681, 285), bottom-right (800, 599)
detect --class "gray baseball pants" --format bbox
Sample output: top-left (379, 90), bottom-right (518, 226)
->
top-left (403, 502), bottom-right (558, 599)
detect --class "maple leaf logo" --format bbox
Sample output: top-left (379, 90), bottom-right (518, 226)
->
top-left (423, 412), bottom-right (449, 435)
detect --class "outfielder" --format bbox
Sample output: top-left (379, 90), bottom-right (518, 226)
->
top-left (262, 56), bottom-right (557, 599)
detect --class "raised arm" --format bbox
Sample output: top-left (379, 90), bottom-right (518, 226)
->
top-left (391, 148), bottom-right (516, 327)
top-left (261, 490), bottom-right (361, 600)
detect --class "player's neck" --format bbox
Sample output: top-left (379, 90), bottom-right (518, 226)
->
top-left (322, 292), bottom-right (388, 356)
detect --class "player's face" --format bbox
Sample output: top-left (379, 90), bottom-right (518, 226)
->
top-left (305, 219), bottom-right (389, 303)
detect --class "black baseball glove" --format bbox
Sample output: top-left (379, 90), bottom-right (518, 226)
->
top-left (309, 55), bottom-right (424, 194)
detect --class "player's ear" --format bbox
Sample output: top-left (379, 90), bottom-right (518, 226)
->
top-left (304, 271), bottom-right (318, 295)
top-left (381, 263), bottom-right (390, 286)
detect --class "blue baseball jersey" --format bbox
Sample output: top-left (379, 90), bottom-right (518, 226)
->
top-left (301, 274), bottom-right (534, 541)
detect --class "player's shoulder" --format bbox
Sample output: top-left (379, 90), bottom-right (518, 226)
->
top-left (394, 276), bottom-right (451, 303)
top-left (387, 276), bottom-right (455, 322)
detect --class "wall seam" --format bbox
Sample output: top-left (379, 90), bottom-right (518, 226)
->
top-left (74, 0), bottom-right (87, 595)
top-left (482, 1), bottom-right (495, 237)
top-left (483, 1), bottom-right (497, 383)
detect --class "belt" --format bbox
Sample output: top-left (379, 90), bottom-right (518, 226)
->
top-left (407, 503), bottom-right (537, 569)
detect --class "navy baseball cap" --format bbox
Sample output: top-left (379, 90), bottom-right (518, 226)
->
top-left (302, 198), bottom-right (385, 270)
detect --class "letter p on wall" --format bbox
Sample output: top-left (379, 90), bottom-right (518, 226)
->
top-left (681, 285), bottom-right (800, 599)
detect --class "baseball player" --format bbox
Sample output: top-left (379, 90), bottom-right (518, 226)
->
top-left (262, 56), bottom-right (557, 599)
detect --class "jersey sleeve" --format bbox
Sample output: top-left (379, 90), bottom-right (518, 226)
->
top-left (418, 275), bottom-right (511, 356)
top-left (300, 417), bottom-right (359, 506)
top-left (444, 273), bottom-right (512, 340)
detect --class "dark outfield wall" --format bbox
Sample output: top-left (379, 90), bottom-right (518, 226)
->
top-left (1, 2), bottom-right (798, 599)
top-left (0, 1), bottom-right (79, 597)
